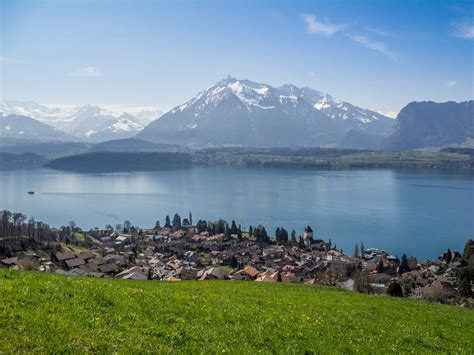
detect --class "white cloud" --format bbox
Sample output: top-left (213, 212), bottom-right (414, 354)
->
top-left (446, 80), bottom-right (457, 87)
top-left (302, 14), bottom-right (347, 36)
top-left (452, 23), bottom-right (474, 39)
top-left (69, 66), bottom-right (102, 77)
top-left (365, 26), bottom-right (397, 38)
top-left (346, 34), bottom-right (398, 60)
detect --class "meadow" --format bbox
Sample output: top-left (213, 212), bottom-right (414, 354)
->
top-left (1, 269), bottom-right (473, 353)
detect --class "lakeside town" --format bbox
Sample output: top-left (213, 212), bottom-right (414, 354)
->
top-left (1, 209), bottom-right (473, 307)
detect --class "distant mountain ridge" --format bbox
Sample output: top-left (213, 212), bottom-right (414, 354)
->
top-left (0, 101), bottom-right (163, 142)
top-left (138, 77), bottom-right (394, 147)
top-left (385, 101), bottom-right (474, 149)
top-left (0, 113), bottom-right (77, 142)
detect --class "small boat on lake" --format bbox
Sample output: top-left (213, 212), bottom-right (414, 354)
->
top-left (28, 191), bottom-right (35, 195)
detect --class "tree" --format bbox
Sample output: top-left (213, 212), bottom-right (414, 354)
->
top-left (1, 210), bottom-right (12, 238)
top-left (172, 213), bottom-right (181, 231)
top-left (398, 254), bottom-right (411, 274)
top-left (123, 220), bottom-right (132, 233)
top-left (407, 256), bottom-right (418, 270)
top-left (328, 238), bottom-right (332, 248)
top-left (457, 267), bottom-right (474, 297)
top-left (248, 225), bottom-right (253, 238)
top-left (230, 255), bottom-right (238, 269)
top-left (387, 279), bottom-right (403, 297)
top-left (290, 229), bottom-right (297, 244)
top-left (225, 223), bottom-right (231, 240)
top-left (196, 219), bottom-right (207, 233)
top-left (155, 220), bottom-right (161, 229)
top-left (230, 220), bottom-right (238, 234)
top-left (354, 269), bottom-right (372, 294)
top-left (459, 277), bottom-right (472, 297)
top-left (189, 211), bottom-right (193, 226)
top-left (182, 218), bottom-right (190, 226)
top-left (275, 227), bottom-right (288, 245)
top-left (462, 239), bottom-right (474, 264)
top-left (376, 259), bottom-right (384, 273)
top-left (164, 215), bottom-right (171, 229)
top-left (353, 243), bottom-right (360, 258)
top-left (360, 242), bottom-right (365, 258)
top-left (12, 212), bottom-right (26, 237)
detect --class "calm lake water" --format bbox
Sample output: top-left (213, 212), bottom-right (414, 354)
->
top-left (0, 167), bottom-right (473, 259)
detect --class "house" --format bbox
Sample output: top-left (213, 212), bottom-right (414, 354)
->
top-left (99, 263), bottom-right (118, 274)
top-left (255, 270), bottom-right (279, 282)
top-left (55, 251), bottom-right (75, 262)
top-left (368, 273), bottom-right (392, 285)
top-left (65, 258), bottom-right (86, 269)
top-left (198, 267), bottom-right (228, 280)
top-left (116, 266), bottom-right (148, 280)
top-left (1, 256), bottom-right (19, 266)
top-left (233, 266), bottom-right (259, 280)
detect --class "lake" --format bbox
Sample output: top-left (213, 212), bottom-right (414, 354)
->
top-left (0, 167), bottom-right (473, 259)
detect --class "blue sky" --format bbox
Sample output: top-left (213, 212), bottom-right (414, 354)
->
top-left (1, 0), bottom-right (473, 115)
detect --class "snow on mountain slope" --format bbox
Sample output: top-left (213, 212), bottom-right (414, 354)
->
top-left (0, 101), bottom-right (163, 142)
top-left (278, 84), bottom-right (394, 135)
top-left (137, 77), bottom-right (340, 147)
top-left (0, 113), bottom-right (77, 141)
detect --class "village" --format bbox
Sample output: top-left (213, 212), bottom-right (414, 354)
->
top-left (1, 210), bottom-right (473, 307)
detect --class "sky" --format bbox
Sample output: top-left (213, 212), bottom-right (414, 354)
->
top-left (1, 0), bottom-right (473, 115)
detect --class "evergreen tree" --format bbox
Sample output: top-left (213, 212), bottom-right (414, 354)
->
top-left (275, 227), bottom-right (288, 245)
top-left (172, 213), bottom-right (181, 231)
top-left (238, 225), bottom-right (242, 239)
top-left (462, 239), bottom-right (474, 262)
top-left (196, 219), bottom-right (207, 233)
top-left (225, 223), bottom-right (231, 240)
top-left (398, 254), bottom-right (411, 274)
top-left (155, 220), bottom-right (161, 229)
top-left (445, 248), bottom-right (452, 263)
top-left (376, 259), bottom-right (384, 273)
top-left (290, 229), bottom-right (297, 244)
top-left (360, 242), bottom-right (365, 258)
top-left (230, 220), bottom-right (238, 234)
top-left (328, 238), bottom-right (332, 248)
top-left (353, 243), bottom-right (360, 258)
top-left (164, 215), bottom-right (171, 228)
top-left (248, 225), bottom-right (253, 238)
top-left (189, 211), bottom-right (193, 226)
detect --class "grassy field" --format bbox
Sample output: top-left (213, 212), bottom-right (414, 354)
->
top-left (1, 270), bottom-right (473, 353)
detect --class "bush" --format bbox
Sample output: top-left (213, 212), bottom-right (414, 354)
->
top-left (387, 279), bottom-right (403, 297)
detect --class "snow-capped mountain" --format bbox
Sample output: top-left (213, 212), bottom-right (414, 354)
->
top-left (138, 77), bottom-right (393, 147)
top-left (0, 101), bottom-right (163, 142)
top-left (278, 84), bottom-right (393, 135)
top-left (133, 109), bottom-right (164, 126)
top-left (137, 77), bottom-right (340, 147)
top-left (0, 113), bottom-right (77, 141)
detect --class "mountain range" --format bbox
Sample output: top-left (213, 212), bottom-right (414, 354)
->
top-left (385, 101), bottom-right (474, 149)
top-left (0, 101), bottom-right (163, 142)
top-left (137, 77), bottom-right (394, 147)
top-left (2, 78), bottom-right (472, 150)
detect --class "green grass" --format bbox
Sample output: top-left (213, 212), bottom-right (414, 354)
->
top-left (0, 270), bottom-right (473, 353)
